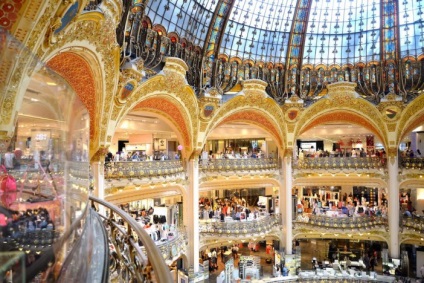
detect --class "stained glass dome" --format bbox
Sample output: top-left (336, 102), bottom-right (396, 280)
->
top-left (136, 0), bottom-right (424, 103)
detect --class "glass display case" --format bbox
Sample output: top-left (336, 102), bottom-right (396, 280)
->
top-left (0, 29), bottom-right (90, 281)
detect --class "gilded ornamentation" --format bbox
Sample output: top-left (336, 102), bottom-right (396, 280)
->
top-left (0, 0), bottom-right (25, 30)
top-left (205, 80), bottom-right (286, 149)
top-left (91, 145), bottom-right (109, 162)
top-left (381, 105), bottom-right (402, 122)
top-left (387, 123), bottom-right (396, 132)
top-left (285, 108), bottom-right (300, 122)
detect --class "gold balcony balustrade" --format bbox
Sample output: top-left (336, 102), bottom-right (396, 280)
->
top-left (199, 214), bottom-right (281, 237)
top-left (148, 227), bottom-right (187, 264)
top-left (104, 160), bottom-right (184, 180)
top-left (399, 157), bottom-right (424, 170)
top-left (199, 158), bottom-right (279, 172)
top-left (294, 214), bottom-right (388, 231)
top-left (401, 216), bottom-right (424, 234)
top-left (90, 196), bottom-right (173, 283)
top-left (294, 157), bottom-right (386, 171)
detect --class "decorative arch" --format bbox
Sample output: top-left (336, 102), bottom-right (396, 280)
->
top-left (110, 58), bottom-right (198, 158)
top-left (294, 82), bottom-right (388, 148)
top-left (46, 52), bottom-right (97, 139)
top-left (203, 94), bottom-right (286, 152)
top-left (396, 94), bottom-right (424, 145)
top-left (132, 97), bottom-right (190, 152)
top-left (300, 111), bottom-right (386, 145)
top-left (219, 110), bottom-right (283, 147)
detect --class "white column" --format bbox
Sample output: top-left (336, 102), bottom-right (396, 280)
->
top-left (183, 158), bottom-right (200, 272)
top-left (282, 156), bottom-right (293, 255)
top-left (388, 154), bottom-right (399, 259)
top-left (91, 161), bottom-right (105, 214)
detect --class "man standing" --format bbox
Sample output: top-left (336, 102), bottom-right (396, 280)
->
top-left (420, 264), bottom-right (424, 278)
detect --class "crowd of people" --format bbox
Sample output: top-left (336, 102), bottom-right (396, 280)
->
top-left (298, 147), bottom-right (387, 159)
top-left (298, 192), bottom-right (388, 219)
top-left (199, 196), bottom-right (264, 222)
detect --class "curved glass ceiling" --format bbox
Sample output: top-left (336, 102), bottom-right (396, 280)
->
top-left (145, 0), bottom-right (424, 65)
top-left (220, 0), bottom-right (297, 61)
top-left (145, 0), bottom-right (218, 47)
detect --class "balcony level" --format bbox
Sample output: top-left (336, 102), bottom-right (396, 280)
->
top-left (103, 158), bottom-right (279, 182)
top-left (294, 214), bottom-right (389, 243)
top-left (199, 214), bottom-right (282, 242)
top-left (294, 156), bottom-right (386, 173)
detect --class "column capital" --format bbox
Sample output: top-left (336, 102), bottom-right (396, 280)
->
top-left (387, 147), bottom-right (398, 166)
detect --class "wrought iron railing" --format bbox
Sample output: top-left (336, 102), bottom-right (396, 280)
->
top-left (199, 214), bottom-right (281, 237)
top-left (399, 157), bottom-right (424, 170)
top-left (199, 158), bottom-right (278, 172)
top-left (294, 214), bottom-right (388, 230)
top-left (104, 160), bottom-right (184, 179)
top-left (294, 157), bottom-right (386, 170)
top-left (90, 195), bottom-right (172, 283)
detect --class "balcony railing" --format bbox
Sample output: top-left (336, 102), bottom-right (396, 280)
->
top-left (199, 214), bottom-right (281, 237)
top-left (294, 157), bottom-right (386, 171)
top-left (294, 214), bottom-right (388, 230)
top-left (104, 160), bottom-right (184, 179)
top-left (199, 158), bottom-right (278, 172)
top-left (153, 227), bottom-right (187, 263)
top-left (90, 196), bottom-right (173, 283)
top-left (401, 216), bottom-right (424, 233)
top-left (399, 157), bottom-right (424, 170)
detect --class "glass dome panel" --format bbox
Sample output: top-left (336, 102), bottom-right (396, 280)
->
top-left (0, 30), bottom-right (90, 281)
top-left (398, 0), bottom-right (424, 57)
top-left (145, 0), bottom-right (218, 46)
top-left (220, 0), bottom-right (297, 61)
top-left (305, 0), bottom-right (381, 65)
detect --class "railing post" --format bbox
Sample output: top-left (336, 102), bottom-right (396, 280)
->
top-left (388, 150), bottom-right (400, 259)
top-left (184, 157), bottom-right (200, 272)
